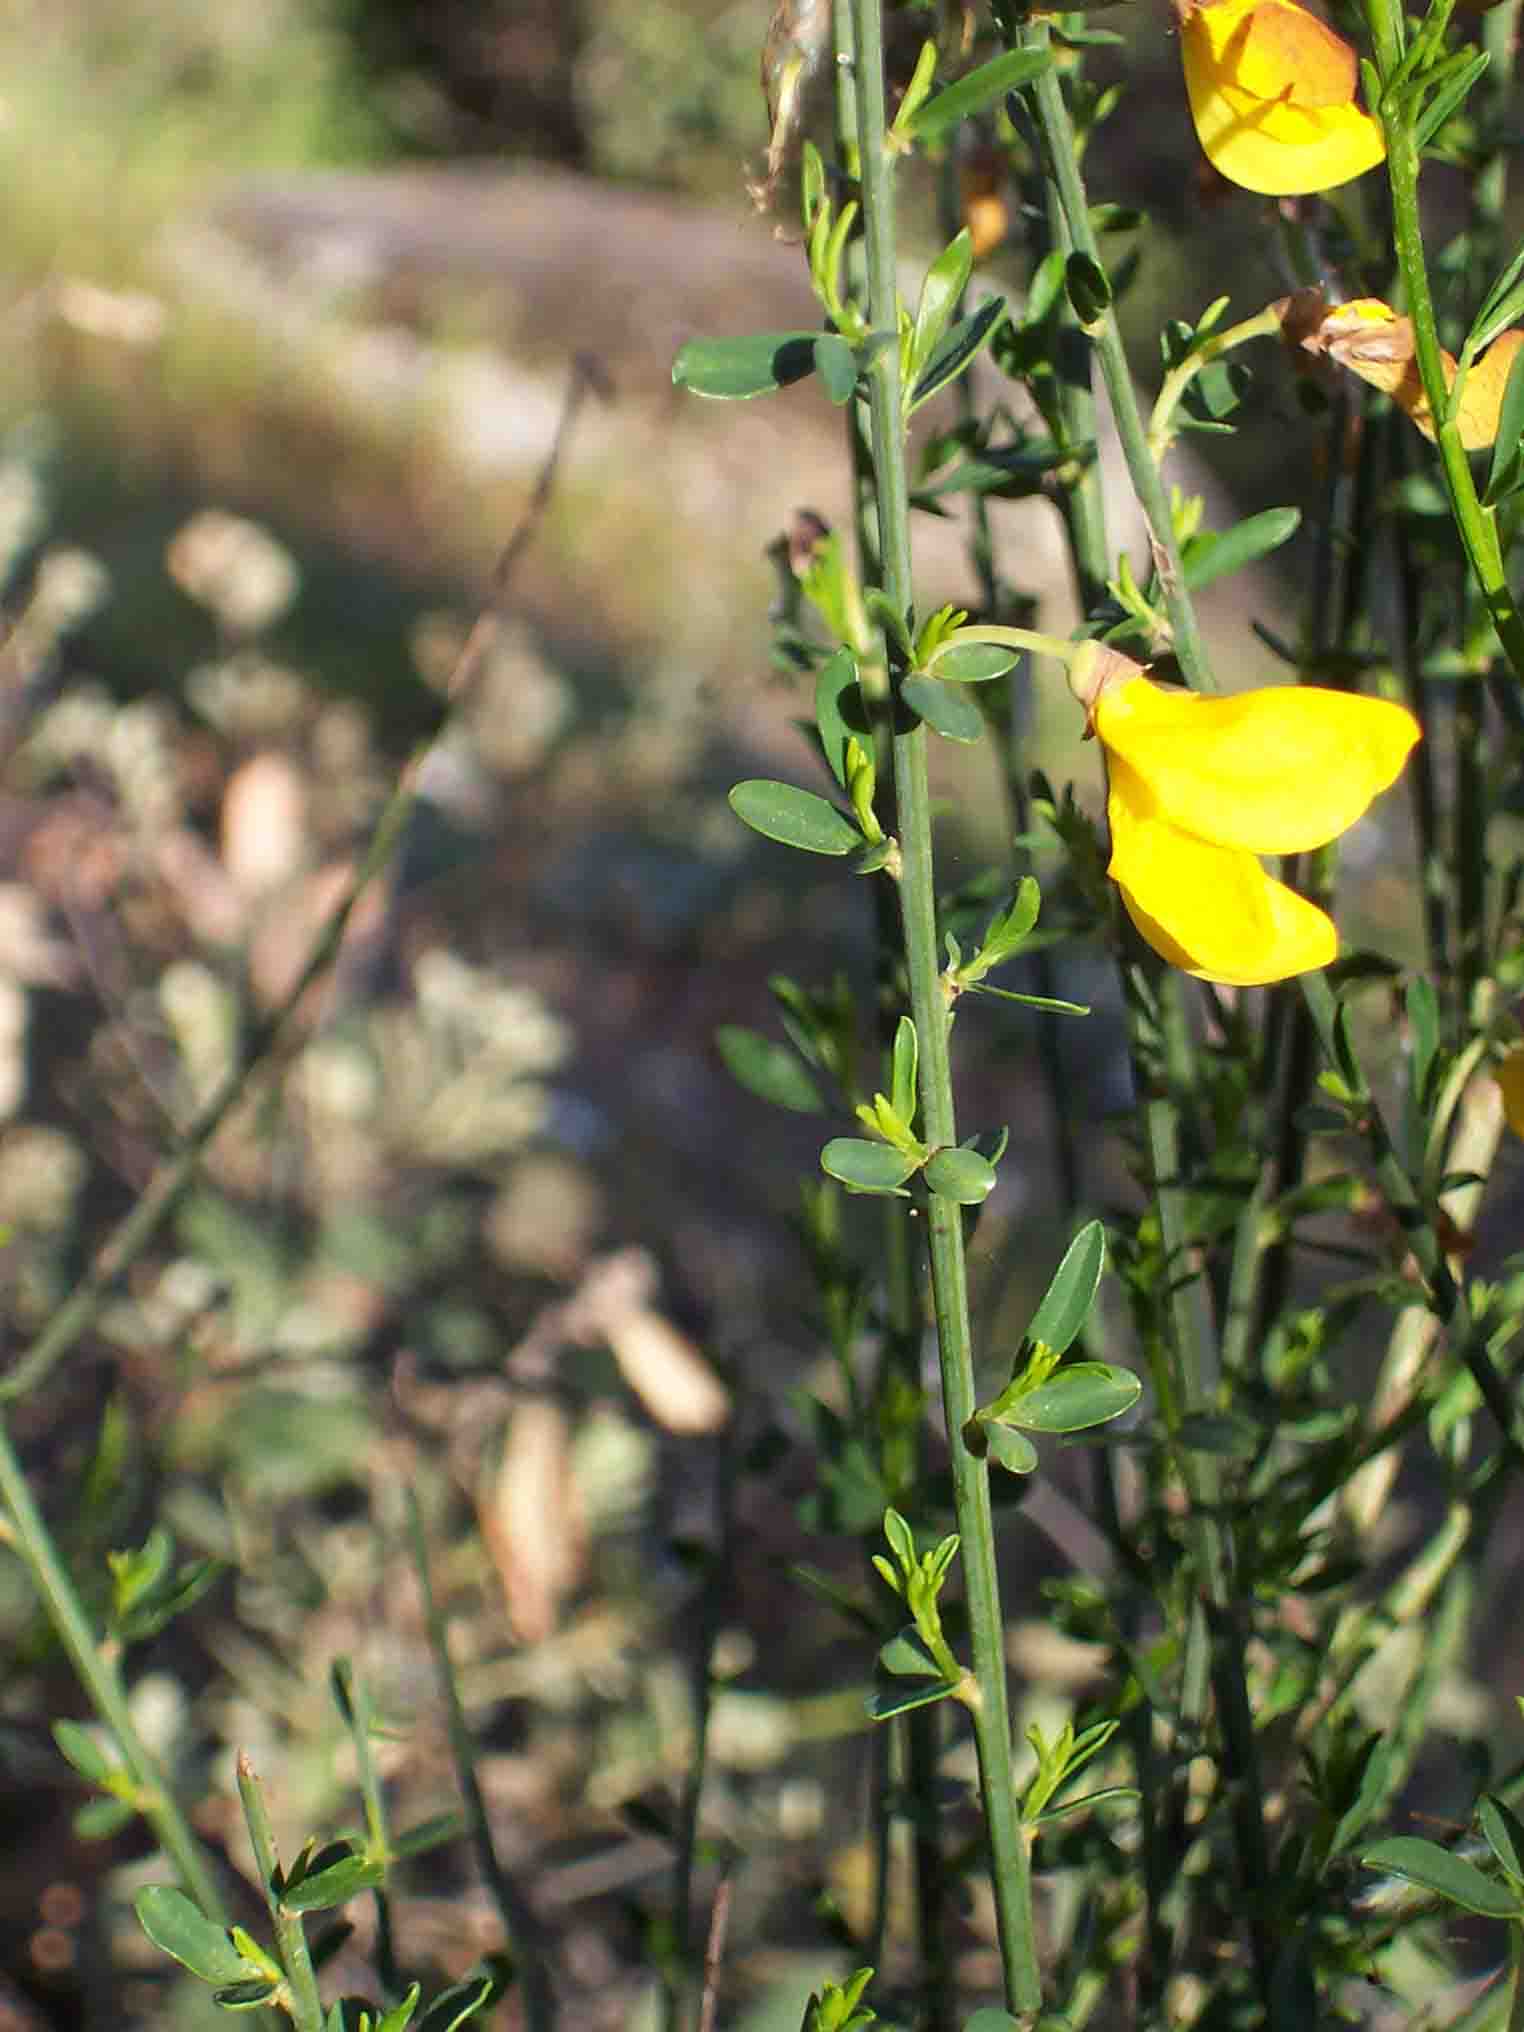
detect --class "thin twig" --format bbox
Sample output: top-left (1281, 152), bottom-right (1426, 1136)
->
top-left (696, 1874), bottom-right (733, 2032)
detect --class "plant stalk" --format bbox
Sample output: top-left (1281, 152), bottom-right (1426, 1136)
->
top-left (849, 0), bottom-right (1040, 2012)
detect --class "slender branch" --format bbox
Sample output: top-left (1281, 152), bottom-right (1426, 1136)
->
top-left (1366, 0), bottom-right (1524, 683)
top-left (405, 1489), bottom-right (556, 2032)
top-left (0, 1413), bottom-right (228, 1920)
top-left (849, 0), bottom-right (1040, 2013)
top-left (1012, 27), bottom-right (1216, 691)
top-left (237, 1754), bottom-right (325, 2032)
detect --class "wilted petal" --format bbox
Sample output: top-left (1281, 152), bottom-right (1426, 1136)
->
top-left (1094, 677), bottom-right (1419, 855)
top-left (1108, 757), bottom-right (1338, 985)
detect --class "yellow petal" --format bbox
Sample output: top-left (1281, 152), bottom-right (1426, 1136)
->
top-left (1231, 1), bottom-right (1356, 105)
top-left (1496, 1046), bottom-right (1524, 1141)
top-left (1107, 758), bottom-right (1338, 985)
top-left (1311, 299), bottom-right (1524, 449)
top-left (1094, 677), bottom-right (1419, 854)
top-left (1180, 0), bottom-right (1386, 194)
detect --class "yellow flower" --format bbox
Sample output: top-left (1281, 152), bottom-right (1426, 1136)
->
top-left (1069, 646), bottom-right (1421, 986)
top-left (1177, 0), bottom-right (1386, 195)
top-left (1299, 296), bottom-right (1524, 450)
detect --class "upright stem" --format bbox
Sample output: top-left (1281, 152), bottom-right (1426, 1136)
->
top-left (1367, 0), bottom-right (1524, 685)
top-left (237, 1755), bottom-right (325, 2032)
top-left (849, 0), bottom-right (1040, 2013)
top-left (405, 1490), bottom-right (555, 2032)
top-left (0, 1410), bottom-right (227, 1923)
top-left (1016, 31), bottom-right (1216, 691)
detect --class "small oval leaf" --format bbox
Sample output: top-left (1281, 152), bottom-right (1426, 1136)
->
top-left (672, 332), bottom-right (821, 400)
top-left (716, 1027), bottom-right (824, 1114)
top-left (929, 642), bottom-right (1021, 683)
top-left (136, 1887), bottom-right (255, 1986)
top-left (901, 673), bottom-right (983, 743)
top-left (1182, 506), bottom-right (1301, 590)
top-left (814, 334), bottom-right (859, 405)
top-left (1009, 1362), bottom-right (1141, 1434)
top-left (281, 1855), bottom-right (387, 1913)
top-left (821, 1139), bottom-right (919, 1194)
top-left (1027, 1220), bottom-right (1107, 1356)
top-left (1480, 1796), bottom-right (1524, 1885)
top-left (730, 780), bottom-right (862, 855)
top-left (879, 1627), bottom-right (943, 1678)
top-left (54, 1719), bottom-right (117, 1786)
top-left (907, 47), bottom-right (1052, 143)
top-left (984, 1422), bottom-right (1039, 1475)
top-left (1360, 1837), bottom-right (1524, 1917)
top-left (924, 1146), bottom-right (998, 1204)
top-left (865, 1680), bottom-right (961, 1721)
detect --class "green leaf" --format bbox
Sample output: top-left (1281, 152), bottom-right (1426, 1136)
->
top-left (928, 641), bottom-right (1021, 682)
top-left (821, 1139), bottom-right (919, 1194)
top-left (1479, 1796), bottom-right (1524, 1885)
top-left (890, 1015), bottom-right (918, 1128)
top-left (1414, 46), bottom-right (1489, 149)
top-left (1406, 976), bottom-right (1440, 1111)
top-left (906, 47), bottom-right (1052, 143)
top-left (910, 297), bottom-right (1007, 411)
top-left (215, 1979), bottom-right (284, 2010)
top-left (901, 673), bottom-right (983, 742)
top-left (1468, 245), bottom-right (1524, 356)
top-left (878, 1627), bottom-right (943, 1678)
top-left (1025, 1785), bottom-right (1140, 1827)
top-left (1182, 507), bottom-right (1301, 589)
top-left (136, 1887), bottom-right (256, 1986)
top-left (1484, 337), bottom-right (1524, 506)
top-left (963, 2013), bottom-right (1027, 2032)
top-left (281, 1854), bottom-right (387, 1913)
top-left (730, 780), bottom-right (862, 856)
top-left (377, 1987), bottom-right (423, 2032)
top-left (1064, 252), bottom-right (1110, 325)
top-left (1360, 1837), bottom-right (1524, 1917)
top-left (984, 1422), bottom-right (1039, 1474)
top-left (1026, 1220), bottom-right (1107, 1356)
top-left (672, 332), bottom-right (821, 400)
top-left (716, 1026), bottom-right (825, 1113)
top-left (415, 1975), bottom-right (501, 2032)
top-left (1007, 1362), bottom-right (1141, 1433)
top-left (75, 1796), bottom-right (136, 1839)
top-left (924, 1146), bottom-right (998, 1204)
top-left (814, 334), bottom-right (859, 406)
top-left (865, 1679), bottom-right (961, 1720)
top-left (911, 231), bottom-right (974, 386)
top-left (54, 1719), bottom-right (118, 1786)
top-left (815, 646), bottom-right (864, 789)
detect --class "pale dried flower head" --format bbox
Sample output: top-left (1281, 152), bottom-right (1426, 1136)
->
top-left (167, 511), bottom-right (299, 636)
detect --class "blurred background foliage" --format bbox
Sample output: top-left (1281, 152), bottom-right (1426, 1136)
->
top-left (0, 2), bottom-right (1461, 2028)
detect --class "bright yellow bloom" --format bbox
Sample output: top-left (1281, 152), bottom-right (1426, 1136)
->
top-left (1178, 0), bottom-right (1386, 195)
top-left (1299, 296), bottom-right (1524, 449)
top-left (1069, 646), bottom-right (1421, 986)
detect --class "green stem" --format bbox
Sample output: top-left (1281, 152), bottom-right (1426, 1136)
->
top-left (0, 1409), bottom-right (227, 1922)
top-left (1299, 970), bottom-right (1524, 1468)
top-left (333, 1659), bottom-right (401, 2001)
top-left (1015, 30), bottom-right (1216, 691)
top-left (405, 1490), bottom-right (555, 2032)
top-left (1147, 308), bottom-right (1283, 464)
top-left (237, 1755), bottom-right (325, 2032)
top-left (849, 0), bottom-right (1039, 2014)
top-left (1368, 0), bottom-right (1524, 683)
